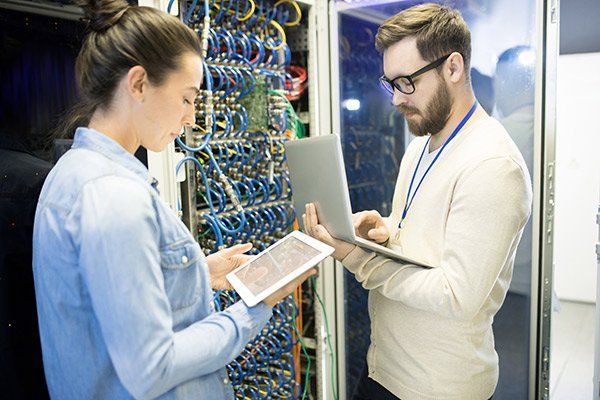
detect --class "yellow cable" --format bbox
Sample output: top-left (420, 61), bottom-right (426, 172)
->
top-left (212, 0), bottom-right (254, 21)
top-left (274, 0), bottom-right (301, 26)
top-left (265, 20), bottom-right (286, 51)
top-left (194, 124), bottom-right (206, 133)
top-left (237, 0), bottom-right (255, 21)
top-left (212, 0), bottom-right (299, 27)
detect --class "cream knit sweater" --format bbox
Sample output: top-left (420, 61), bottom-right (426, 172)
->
top-left (342, 109), bottom-right (532, 400)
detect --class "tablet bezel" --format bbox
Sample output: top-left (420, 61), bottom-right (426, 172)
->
top-left (226, 230), bottom-right (334, 307)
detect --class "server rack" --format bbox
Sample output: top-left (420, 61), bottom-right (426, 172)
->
top-left (147, 0), bottom-right (558, 398)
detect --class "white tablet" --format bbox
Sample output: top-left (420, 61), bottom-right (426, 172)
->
top-left (226, 231), bottom-right (334, 307)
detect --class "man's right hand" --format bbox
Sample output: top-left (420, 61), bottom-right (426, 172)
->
top-left (352, 210), bottom-right (390, 244)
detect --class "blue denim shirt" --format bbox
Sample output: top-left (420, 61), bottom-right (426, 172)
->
top-left (32, 127), bottom-right (272, 400)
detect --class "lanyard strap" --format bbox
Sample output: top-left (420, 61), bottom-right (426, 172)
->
top-left (399, 102), bottom-right (478, 228)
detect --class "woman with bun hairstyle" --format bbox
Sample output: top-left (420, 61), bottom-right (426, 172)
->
top-left (32, 1), bottom-right (314, 399)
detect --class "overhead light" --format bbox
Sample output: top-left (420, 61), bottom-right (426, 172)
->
top-left (343, 98), bottom-right (361, 111)
top-left (518, 50), bottom-right (535, 66)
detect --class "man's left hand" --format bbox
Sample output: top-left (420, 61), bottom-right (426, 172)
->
top-left (206, 243), bottom-right (254, 290)
top-left (302, 203), bottom-right (355, 261)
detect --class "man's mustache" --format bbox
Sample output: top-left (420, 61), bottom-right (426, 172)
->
top-left (396, 105), bottom-right (420, 114)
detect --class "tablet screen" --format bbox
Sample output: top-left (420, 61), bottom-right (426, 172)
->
top-left (234, 236), bottom-right (321, 296)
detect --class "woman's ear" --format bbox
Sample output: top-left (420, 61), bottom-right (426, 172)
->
top-left (126, 65), bottom-right (148, 103)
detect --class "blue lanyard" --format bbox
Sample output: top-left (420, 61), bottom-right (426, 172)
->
top-left (399, 102), bottom-right (478, 228)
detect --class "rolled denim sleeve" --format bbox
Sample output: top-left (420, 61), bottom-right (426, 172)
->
top-left (71, 176), bottom-right (272, 399)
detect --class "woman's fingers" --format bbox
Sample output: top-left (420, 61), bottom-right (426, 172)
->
top-left (221, 242), bottom-right (253, 257)
top-left (264, 268), bottom-right (317, 307)
top-left (232, 254), bottom-right (254, 267)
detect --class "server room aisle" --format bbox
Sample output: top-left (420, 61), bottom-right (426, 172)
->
top-left (550, 301), bottom-right (595, 400)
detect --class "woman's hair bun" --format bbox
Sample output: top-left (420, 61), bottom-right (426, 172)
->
top-left (77, 0), bottom-right (131, 32)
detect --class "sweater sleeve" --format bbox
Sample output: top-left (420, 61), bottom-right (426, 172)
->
top-left (341, 157), bottom-right (532, 321)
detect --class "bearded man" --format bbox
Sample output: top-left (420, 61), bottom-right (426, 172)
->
top-left (302, 4), bottom-right (533, 400)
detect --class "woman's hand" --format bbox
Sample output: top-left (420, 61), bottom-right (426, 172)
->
top-left (206, 243), bottom-right (254, 290)
top-left (263, 268), bottom-right (317, 307)
top-left (302, 203), bottom-right (355, 261)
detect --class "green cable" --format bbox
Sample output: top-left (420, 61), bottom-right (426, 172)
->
top-left (268, 90), bottom-right (305, 138)
top-left (198, 229), bottom-right (211, 238)
top-left (293, 323), bottom-right (311, 400)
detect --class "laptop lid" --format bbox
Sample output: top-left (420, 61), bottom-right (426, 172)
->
top-left (284, 135), bottom-right (356, 243)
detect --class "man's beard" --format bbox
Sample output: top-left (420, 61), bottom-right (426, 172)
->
top-left (397, 78), bottom-right (452, 137)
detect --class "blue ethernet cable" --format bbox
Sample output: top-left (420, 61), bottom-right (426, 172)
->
top-left (202, 214), bottom-right (224, 247)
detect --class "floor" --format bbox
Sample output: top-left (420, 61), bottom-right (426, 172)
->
top-left (550, 300), bottom-right (596, 400)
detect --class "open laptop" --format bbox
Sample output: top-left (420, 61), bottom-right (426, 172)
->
top-left (285, 134), bottom-right (429, 267)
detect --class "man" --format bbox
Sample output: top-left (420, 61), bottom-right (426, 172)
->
top-left (303, 4), bottom-right (532, 400)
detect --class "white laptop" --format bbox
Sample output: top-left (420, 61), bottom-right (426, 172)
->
top-left (285, 134), bottom-right (429, 267)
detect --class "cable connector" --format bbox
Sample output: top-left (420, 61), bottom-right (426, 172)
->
top-left (219, 173), bottom-right (244, 213)
top-left (204, 91), bottom-right (214, 134)
top-left (201, 16), bottom-right (210, 59)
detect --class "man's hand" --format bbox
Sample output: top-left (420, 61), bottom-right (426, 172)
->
top-left (352, 210), bottom-right (390, 244)
top-left (302, 203), bottom-right (355, 261)
top-left (206, 243), bottom-right (254, 290)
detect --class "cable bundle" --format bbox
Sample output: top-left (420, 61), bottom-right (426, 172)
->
top-left (171, 0), bottom-right (309, 398)
top-left (284, 65), bottom-right (307, 101)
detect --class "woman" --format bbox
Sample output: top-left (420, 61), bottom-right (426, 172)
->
top-left (32, 1), bottom-right (314, 399)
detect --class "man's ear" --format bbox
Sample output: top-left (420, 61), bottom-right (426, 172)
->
top-left (126, 65), bottom-right (148, 103)
top-left (445, 52), bottom-right (465, 84)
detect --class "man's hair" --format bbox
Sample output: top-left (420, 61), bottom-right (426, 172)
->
top-left (375, 3), bottom-right (471, 79)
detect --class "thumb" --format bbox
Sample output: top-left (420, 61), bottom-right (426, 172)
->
top-left (222, 243), bottom-right (253, 256)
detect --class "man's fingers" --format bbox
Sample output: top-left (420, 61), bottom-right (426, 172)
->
top-left (305, 204), bottom-right (320, 236)
top-left (365, 210), bottom-right (380, 218)
top-left (353, 213), bottom-right (367, 228)
top-left (306, 203), bottom-right (318, 227)
top-left (368, 227), bottom-right (384, 236)
top-left (302, 213), bottom-right (311, 236)
top-left (313, 224), bottom-right (331, 242)
top-left (353, 210), bottom-right (383, 234)
top-left (302, 210), bottom-right (318, 238)
top-left (355, 210), bottom-right (375, 219)
top-left (368, 227), bottom-right (389, 243)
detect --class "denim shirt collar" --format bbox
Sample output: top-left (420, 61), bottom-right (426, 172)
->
top-left (72, 127), bottom-right (155, 187)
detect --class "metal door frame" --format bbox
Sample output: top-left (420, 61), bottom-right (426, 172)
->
top-left (532, 0), bottom-right (559, 399)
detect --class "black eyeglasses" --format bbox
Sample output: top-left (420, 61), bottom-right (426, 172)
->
top-left (379, 54), bottom-right (451, 95)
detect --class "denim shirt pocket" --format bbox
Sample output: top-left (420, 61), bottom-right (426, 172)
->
top-left (160, 239), bottom-right (203, 311)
